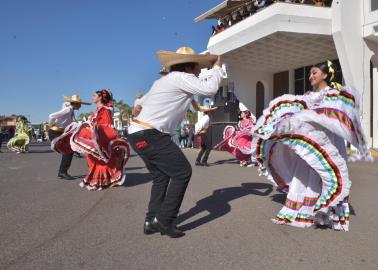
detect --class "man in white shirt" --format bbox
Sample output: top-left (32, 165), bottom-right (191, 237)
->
top-left (48, 95), bottom-right (90, 180)
top-left (127, 47), bottom-right (222, 238)
top-left (195, 107), bottom-right (216, 166)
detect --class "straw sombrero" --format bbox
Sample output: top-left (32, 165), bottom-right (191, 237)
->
top-left (200, 105), bottom-right (218, 113)
top-left (63, 95), bottom-right (91, 105)
top-left (156, 47), bottom-right (218, 69)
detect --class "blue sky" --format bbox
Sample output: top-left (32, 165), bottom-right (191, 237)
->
top-left (0, 0), bottom-right (220, 123)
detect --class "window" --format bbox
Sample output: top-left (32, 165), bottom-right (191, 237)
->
top-left (372, 0), bottom-right (378, 11)
top-left (295, 67), bottom-right (305, 95)
top-left (294, 59), bottom-right (343, 95)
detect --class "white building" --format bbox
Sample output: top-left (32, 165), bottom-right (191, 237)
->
top-left (196, 0), bottom-right (378, 148)
top-left (113, 112), bottom-right (123, 131)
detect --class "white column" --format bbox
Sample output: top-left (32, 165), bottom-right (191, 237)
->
top-left (373, 67), bottom-right (378, 148)
top-left (332, 0), bottom-right (373, 146)
top-left (361, 45), bottom-right (374, 146)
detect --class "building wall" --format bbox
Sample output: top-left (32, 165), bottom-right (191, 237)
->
top-left (332, 0), bottom-right (378, 147)
top-left (200, 1), bottom-right (378, 148)
top-left (226, 64), bottom-right (273, 116)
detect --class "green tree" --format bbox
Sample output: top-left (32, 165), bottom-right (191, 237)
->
top-left (186, 110), bottom-right (198, 124)
top-left (114, 99), bottom-right (132, 122)
top-left (78, 112), bottom-right (91, 121)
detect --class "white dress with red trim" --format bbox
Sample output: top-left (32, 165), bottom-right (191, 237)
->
top-left (215, 117), bottom-right (255, 162)
top-left (251, 86), bottom-right (372, 231)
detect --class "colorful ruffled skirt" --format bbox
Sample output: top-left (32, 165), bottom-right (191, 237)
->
top-left (51, 122), bottom-right (130, 191)
top-left (7, 132), bottom-right (30, 153)
top-left (251, 86), bottom-right (372, 231)
top-left (71, 122), bottom-right (130, 191)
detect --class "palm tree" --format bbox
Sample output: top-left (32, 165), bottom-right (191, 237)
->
top-left (186, 110), bottom-right (198, 124)
top-left (78, 112), bottom-right (91, 121)
top-left (114, 99), bottom-right (132, 127)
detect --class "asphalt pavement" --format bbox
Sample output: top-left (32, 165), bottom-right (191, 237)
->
top-left (0, 142), bottom-right (378, 270)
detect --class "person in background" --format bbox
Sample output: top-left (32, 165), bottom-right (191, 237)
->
top-left (7, 116), bottom-right (31, 154)
top-left (0, 128), bottom-right (3, 153)
top-left (179, 125), bottom-right (188, 148)
top-left (187, 125), bottom-right (195, 148)
top-left (313, 0), bottom-right (325, 6)
top-left (195, 105), bottom-right (218, 167)
top-left (48, 95), bottom-right (90, 180)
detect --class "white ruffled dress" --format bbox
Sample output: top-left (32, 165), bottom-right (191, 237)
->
top-left (251, 86), bottom-right (372, 231)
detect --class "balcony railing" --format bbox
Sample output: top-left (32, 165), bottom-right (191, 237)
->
top-left (210, 0), bottom-right (333, 37)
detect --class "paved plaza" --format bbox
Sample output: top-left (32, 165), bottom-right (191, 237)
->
top-left (1, 142), bottom-right (378, 270)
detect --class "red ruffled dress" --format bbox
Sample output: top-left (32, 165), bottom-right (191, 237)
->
top-left (71, 105), bottom-right (130, 190)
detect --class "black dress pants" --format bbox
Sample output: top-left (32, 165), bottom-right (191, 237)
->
top-left (128, 129), bottom-right (192, 225)
top-left (196, 133), bottom-right (212, 163)
top-left (48, 129), bottom-right (73, 174)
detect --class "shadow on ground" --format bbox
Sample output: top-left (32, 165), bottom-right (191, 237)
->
top-left (122, 172), bottom-right (152, 187)
top-left (177, 182), bottom-right (273, 231)
top-left (211, 158), bottom-right (240, 166)
top-left (28, 149), bottom-right (53, 153)
top-left (125, 166), bottom-right (145, 171)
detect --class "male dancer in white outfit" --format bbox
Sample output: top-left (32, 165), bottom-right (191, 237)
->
top-left (48, 95), bottom-right (90, 180)
top-left (128, 47), bottom-right (222, 238)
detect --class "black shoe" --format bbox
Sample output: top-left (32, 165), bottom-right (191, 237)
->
top-left (201, 162), bottom-right (210, 167)
top-left (154, 219), bottom-right (185, 238)
top-left (144, 219), bottom-right (159, 235)
top-left (195, 161), bottom-right (203, 166)
top-left (58, 172), bottom-right (75, 180)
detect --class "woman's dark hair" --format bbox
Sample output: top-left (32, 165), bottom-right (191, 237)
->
top-left (312, 62), bottom-right (331, 84)
top-left (96, 89), bottom-right (113, 104)
top-left (170, 62), bottom-right (197, 73)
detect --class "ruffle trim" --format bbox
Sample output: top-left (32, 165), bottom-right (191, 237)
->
top-left (80, 172), bottom-right (126, 191)
top-left (268, 121), bottom-right (350, 210)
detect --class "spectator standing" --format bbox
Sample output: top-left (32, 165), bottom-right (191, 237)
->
top-left (187, 125), bottom-right (194, 148)
top-left (313, 0), bottom-right (325, 6)
top-left (195, 106), bottom-right (218, 166)
top-left (180, 125), bottom-right (188, 148)
top-left (0, 128), bottom-right (3, 152)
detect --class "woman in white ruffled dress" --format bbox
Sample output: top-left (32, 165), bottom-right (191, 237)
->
top-left (251, 61), bottom-right (372, 231)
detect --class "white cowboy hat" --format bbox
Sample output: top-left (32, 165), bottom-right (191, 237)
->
top-left (200, 105), bottom-right (218, 113)
top-left (156, 47), bottom-right (218, 69)
top-left (239, 102), bottom-right (249, 112)
top-left (63, 94), bottom-right (91, 105)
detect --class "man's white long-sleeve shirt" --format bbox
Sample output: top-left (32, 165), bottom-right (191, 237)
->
top-left (195, 114), bottom-right (210, 135)
top-left (129, 66), bottom-right (223, 135)
top-left (48, 102), bottom-right (76, 129)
